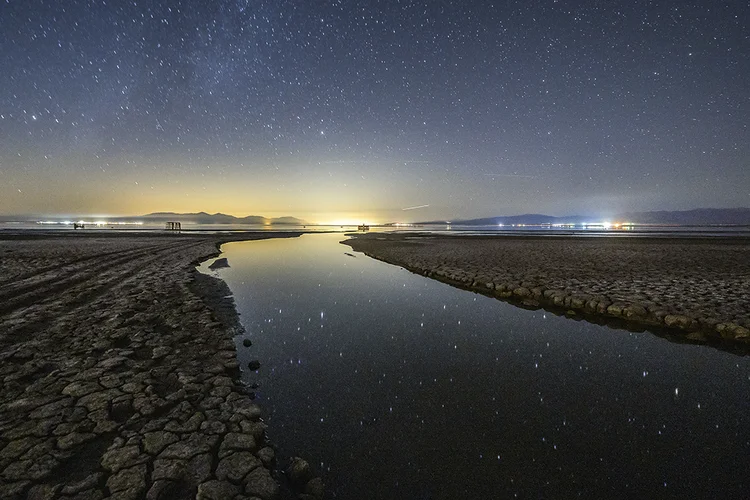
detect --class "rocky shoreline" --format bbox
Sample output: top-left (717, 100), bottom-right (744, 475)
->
top-left (343, 233), bottom-right (750, 350)
top-left (0, 231), bottom-right (322, 499)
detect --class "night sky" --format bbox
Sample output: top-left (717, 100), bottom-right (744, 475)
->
top-left (1, 0), bottom-right (748, 223)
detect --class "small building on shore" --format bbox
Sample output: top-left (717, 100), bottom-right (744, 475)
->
top-left (165, 221), bottom-right (181, 231)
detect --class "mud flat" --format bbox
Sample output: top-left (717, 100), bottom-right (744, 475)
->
top-left (0, 231), bottom-right (322, 500)
top-left (344, 233), bottom-right (750, 349)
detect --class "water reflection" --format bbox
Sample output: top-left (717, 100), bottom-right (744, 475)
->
top-left (204, 233), bottom-right (749, 499)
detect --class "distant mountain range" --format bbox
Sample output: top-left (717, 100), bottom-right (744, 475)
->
top-left (138, 212), bottom-right (308, 225)
top-left (0, 212), bottom-right (309, 225)
top-left (420, 208), bottom-right (750, 226)
top-left (2, 208), bottom-right (749, 226)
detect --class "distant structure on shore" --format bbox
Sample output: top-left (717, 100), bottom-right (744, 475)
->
top-left (165, 221), bottom-right (181, 231)
top-left (358, 224), bottom-right (370, 232)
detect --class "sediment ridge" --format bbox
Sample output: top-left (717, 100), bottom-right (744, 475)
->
top-left (343, 233), bottom-right (750, 350)
top-left (0, 231), bottom-right (321, 499)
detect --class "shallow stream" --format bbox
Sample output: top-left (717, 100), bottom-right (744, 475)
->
top-left (201, 233), bottom-right (749, 499)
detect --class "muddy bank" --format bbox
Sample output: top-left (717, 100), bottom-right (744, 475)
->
top-left (0, 231), bottom-right (322, 499)
top-left (343, 233), bottom-right (750, 350)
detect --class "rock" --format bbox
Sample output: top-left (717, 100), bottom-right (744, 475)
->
top-left (108, 488), bottom-right (146, 500)
top-left (25, 454), bottom-right (58, 480)
top-left (29, 397), bottom-right (73, 419)
top-left (98, 356), bottom-right (128, 369)
top-left (208, 258), bottom-right (230, 270)
top-left (106, 464), bottom-right (147, 494)
top-left (101, 445), bottom-right (147, 473)
top-left (216, 451), bottom-right (262, 482)
top-left (210, 386), bottom-right (231, 398)
top-left (26, 483), bottom-right (60, 500)
top-left (664, 314), bottom-right (693, 329)
top-left (652, 309), bottom-right (669, 320)
top-left (121, 382), bottom-right (143, 394)
top-left (164, 412), bottom-right (205, 433)
top-left (256, 447), bottom-right (275, 467)
top-left (78, 390), bottom-right (120, 411)
top-left (197, 480), bottom-right (239, 500)
top-left (0, 436), bottom-right (36, 460)
top-left (189, 453), bottom-right (213, 484)
top-left (62, 381), bottom-right (102, 397)
top-left (239, 420), bottom-right (267, 442)
top-left (152, 346), bottom-right (171, 359)
top-left (61, 472), bottom-right (102, 494)
top-left (686, 331), bottom-right (708, 341)
top-left (286, 457), bottom-right (312, 487)
top-left (57, 432), bottom-right (96, 450)
top-left (623, 303), bottom-right (648, 318)
top-left (99, 374), bottom-right (122, 389)
top-left (221, 432), bottom-right (257, 453)
top-left (606, 304), bottom-right (623, 316)
top-left (152, 459), bottom-right (188, 481)
top-left (244, 466), bottom-right (280, 499)
top-left (570, 296), bottom-right (587, 309)
top-left (1, 460), bottom-right (31, 481)
top-left (159, 434), bottom-right (216, 460)
top-left (304, 477), bottom-right (325, 500)
top-left (199, 396), bottom-right (224, 410)
top-left (229, 403), bottom-right (262, 421)
top-left (247, 360), bottom-right (261, 371)
top-left (0, 480), bottom-right (31, 498)
top-left (110, 400), bottom-right (134, 422)
top-left (199, 420), bottom-right (227, 435)
top-left (512, 287), bottom-right (531, 298)
top-left (212, 376), bottom-right (234, 387)
top-left (143, 431), bottom-right (179, 455)
top-left (145, 480), bottom-right (182, 500)
top-left (242, 338), bottom-right (253, 347)
top-left (93, 418), bottom-right (119, 434)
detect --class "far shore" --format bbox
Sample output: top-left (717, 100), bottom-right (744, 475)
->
top-left (343, 232), bottom-right (750, 351)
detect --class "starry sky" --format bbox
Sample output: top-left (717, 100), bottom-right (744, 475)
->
top-left (1, 0), bottom-right (748, 223)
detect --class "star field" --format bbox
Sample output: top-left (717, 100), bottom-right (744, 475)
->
top-left (1, 0), bottom-right (748, 221)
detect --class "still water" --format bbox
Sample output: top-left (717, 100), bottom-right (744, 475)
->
top-left (202, 233), bottom-right (749, 499)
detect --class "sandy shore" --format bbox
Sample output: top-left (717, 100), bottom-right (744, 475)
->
top-left (343, 233), bottom-right (750, 349)
top-left (0, 231), bottom-right (321, 500)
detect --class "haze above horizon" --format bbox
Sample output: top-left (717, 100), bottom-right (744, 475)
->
top-left (1, 1), bottom-right (748, 222)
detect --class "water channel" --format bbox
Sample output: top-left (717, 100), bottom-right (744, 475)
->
top-left (200, 233), bottom-right (749, 499)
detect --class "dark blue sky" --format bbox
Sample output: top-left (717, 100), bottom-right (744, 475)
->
top-left (1, 0), bottom-right (748, 222)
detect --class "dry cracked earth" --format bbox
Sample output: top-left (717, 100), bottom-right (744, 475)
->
top-left (0, 233), bottom-right (321, 500)
top-left (345, 233), bottom-right (750, 347)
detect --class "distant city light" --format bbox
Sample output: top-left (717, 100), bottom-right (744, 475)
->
top-left (36, 220), bottom-right (144, 226)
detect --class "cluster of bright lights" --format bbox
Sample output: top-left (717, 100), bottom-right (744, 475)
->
top-left (37, 220), bottom-right (144, 226)
top-left (496, 221), bottom-right (635, 229)
top-left (580, 221), bottom-right (634, 230)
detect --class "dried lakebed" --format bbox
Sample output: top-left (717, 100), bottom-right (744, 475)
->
top-left (344, 233), bottom-right (750, 350)
top-left (0, 232), bottom-right (320, 500)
